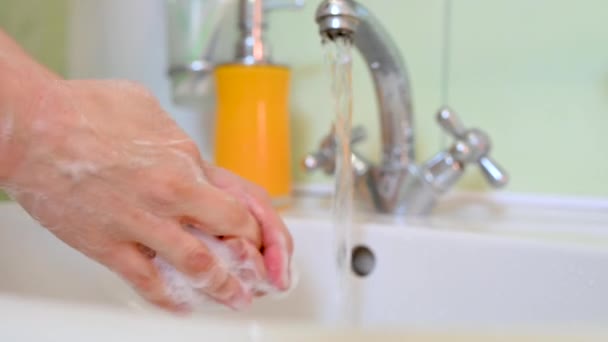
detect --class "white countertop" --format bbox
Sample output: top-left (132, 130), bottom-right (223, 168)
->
top-left (1, 294), bottom-right (606, 341)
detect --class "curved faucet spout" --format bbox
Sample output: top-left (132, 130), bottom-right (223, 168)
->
top-left (308, 1), bottom-right (509, 215)
top-left (316, 0), bottom-right (415, 167)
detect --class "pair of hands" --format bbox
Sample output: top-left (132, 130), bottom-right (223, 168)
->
top-left (0, 64), bottom-right (293, 312)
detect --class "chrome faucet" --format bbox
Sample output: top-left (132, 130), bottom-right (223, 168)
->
top-left (303, 0), bottom-right (509, 215)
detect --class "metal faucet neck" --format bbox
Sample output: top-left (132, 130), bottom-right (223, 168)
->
top-left (316, 0), bottom-right (415, 167)
top-left (306, 0), bottom-right (509, 215)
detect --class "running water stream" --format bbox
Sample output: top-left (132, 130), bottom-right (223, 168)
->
top-left (324, 36), bottom-right (355, 324)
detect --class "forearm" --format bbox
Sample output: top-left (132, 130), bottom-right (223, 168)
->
top-left (0, 30), bottom-right (58, 183)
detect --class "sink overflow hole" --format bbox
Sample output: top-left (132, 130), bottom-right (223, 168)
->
top-left (351, 245), bottom-right (375, 277)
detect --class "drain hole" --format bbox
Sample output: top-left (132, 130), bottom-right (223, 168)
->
top-left (351, 245), bottom-right (375, 277)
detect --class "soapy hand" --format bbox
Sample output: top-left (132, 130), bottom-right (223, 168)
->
top-left (0, 75), bottom-right (293, 312)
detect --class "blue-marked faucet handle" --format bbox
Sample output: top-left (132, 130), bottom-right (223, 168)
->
top-left (437, 107), bottom-right (509, 188)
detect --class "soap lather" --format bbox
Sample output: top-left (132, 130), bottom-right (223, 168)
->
top-left (154, 227), bottom-right (298, 312)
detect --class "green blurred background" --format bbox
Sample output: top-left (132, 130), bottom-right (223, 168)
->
top-left (0, 0), bottom-right (68, 74)
top-left (269, 0), bottom-right (608, 197)
top-left (1, 0), bottom-right (607, 201)
top-left (0, 0), bottom-right (68, 200)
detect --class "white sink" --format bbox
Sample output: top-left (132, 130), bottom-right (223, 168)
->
top-left (1, 192), bottom-right (608, 332)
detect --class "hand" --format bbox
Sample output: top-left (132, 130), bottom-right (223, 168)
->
top-left (1, 78), bottom-right (293, 312)
top-left (203, 164), bottom-right (294, 292)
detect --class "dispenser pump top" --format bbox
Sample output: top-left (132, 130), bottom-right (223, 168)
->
top-left (235, 0), bottom-right (305, 64)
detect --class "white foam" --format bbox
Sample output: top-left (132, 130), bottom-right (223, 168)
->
top-left (55, 161), bottom-right (99, 182)
top-left (154, 228), bottom-right (297, 310)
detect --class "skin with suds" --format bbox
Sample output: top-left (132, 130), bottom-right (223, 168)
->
top-left (0, 30), bottom-right (293, 313)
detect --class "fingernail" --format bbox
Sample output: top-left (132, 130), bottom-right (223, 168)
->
top-left (283, 259), bottom-right (289, 287)
top-left (267, 263), bottom-right (284, 290)
top-left (280, 256), bottom-right (294, 291)
top-left (276, 256), bottom-right (290, 290)
top-left (282, 271), bottom-right (290, 290)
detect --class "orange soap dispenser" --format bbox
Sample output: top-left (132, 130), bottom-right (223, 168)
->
top-left (214, 0), bottom-right (300, 206)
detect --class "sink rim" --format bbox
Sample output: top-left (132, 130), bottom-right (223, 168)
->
top-left (3, 187), bottom-right (608, 252)
top-left (2, 195), bottom-right (608, 331)
top-left (282, 188), bottom-right (608, 251)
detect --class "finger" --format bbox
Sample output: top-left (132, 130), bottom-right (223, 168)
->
top-left (121, 208), bottom-right (232, 285)
top-left (103, 243), bottom-right (185, 313)
top-left (179, 185), bottom-right (262, 248)
top-left (223, 237), bottom-right (267, 283)
top-left (200, 237), bottom-right (267, 305)
top-left (201, 164), bottom-right (294, 254)
top-left (202, 272), bottom-right (251, 310)
top-left (244, 191), bottom-right (293, 290)
top-left (228, 238), bottom-right (270, 298)
top-left (181, 234), bottom-right (254, 309)
top-left (203, 165), bottom-right (294, 290)
top-left (120, 211), bottom-right (251, 308)
top-left (136, 243), bottom-right (156, 259)
top-left (139, 229), bottom-right (250, 310)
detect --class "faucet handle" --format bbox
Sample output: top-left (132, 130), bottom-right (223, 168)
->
top-left (478, 156), bottom-right (509, 188)
top-left (302, 129), bottom-right (336, 174)
top-left (437, 107), bottom-right (509, 188)
top-left (302, 124), bottom-right (367, 174)
top-left (437, 107), bottom-right (466, 138)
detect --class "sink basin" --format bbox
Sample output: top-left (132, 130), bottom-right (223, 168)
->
top-left (1, 191), bottom-right (608, 332)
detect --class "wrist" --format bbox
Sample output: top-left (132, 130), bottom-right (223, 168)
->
top-left (0, 67), bottom-right (58, 184)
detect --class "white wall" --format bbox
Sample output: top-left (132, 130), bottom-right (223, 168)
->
top-left (66, 0), bottom-right (215, 160)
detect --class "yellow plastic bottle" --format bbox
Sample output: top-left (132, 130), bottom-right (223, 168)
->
top-left (213, 64), bottom-right (292, 205)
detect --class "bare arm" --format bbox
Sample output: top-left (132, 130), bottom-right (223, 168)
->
top-left (0, 30), bottom-right (293, 312)
top-left (0, 30), bottom-right (56, 181)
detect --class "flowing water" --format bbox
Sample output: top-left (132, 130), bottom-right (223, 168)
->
top-left (324, 37), bottom-right (355, 324)
top-left (320, 2), bottom-right (453, 325)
